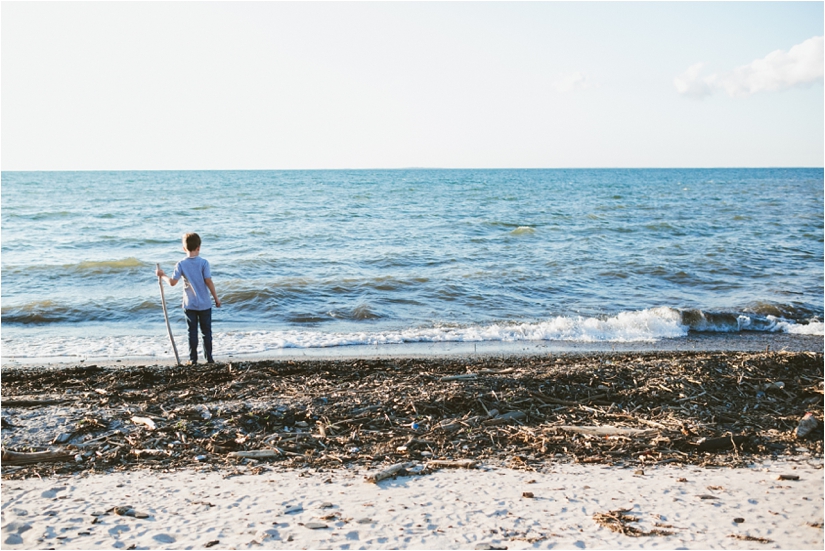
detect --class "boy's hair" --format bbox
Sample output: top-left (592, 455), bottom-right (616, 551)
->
top-left (183, 233), bottom-right (201, 252)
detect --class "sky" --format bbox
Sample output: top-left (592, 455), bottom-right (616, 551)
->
top-left (2, 1), bottom-right (823, 170)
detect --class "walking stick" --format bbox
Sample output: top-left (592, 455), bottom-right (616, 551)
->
top-left (157, 263), bottom-right (181, 366)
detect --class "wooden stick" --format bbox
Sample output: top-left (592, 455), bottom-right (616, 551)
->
top-left (157, 263), bottom-right (181, 366)
top-left (365, 461), bottom-right (415, 483)
top-left (229, 449), bottom-right (283, 459)
top-left (1, 398), bottom-right (75, 408)
top-left (557, 425), bottom-right (657, 438)
top-left (427, 459), bottom-right (479, 469)
top-left (1, 448), bottom-right (73, 465)
top-left (440, 374), bottom-right (477, 382)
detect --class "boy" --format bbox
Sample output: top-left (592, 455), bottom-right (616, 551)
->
top-left (156, 233), bottom-right (221, 364)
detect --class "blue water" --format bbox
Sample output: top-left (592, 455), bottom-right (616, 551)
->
top-left (2, 168), bottom-right (822, 360)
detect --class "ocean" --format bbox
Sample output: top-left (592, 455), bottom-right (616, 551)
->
top-left (2, 168), bottom-right (822, 362)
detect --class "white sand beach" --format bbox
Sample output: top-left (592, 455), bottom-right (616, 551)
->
top-left (2, 458), bottom-right (822, 550)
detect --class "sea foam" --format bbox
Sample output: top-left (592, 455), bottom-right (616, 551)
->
top-left (3, 308), bottom-right (821, 361)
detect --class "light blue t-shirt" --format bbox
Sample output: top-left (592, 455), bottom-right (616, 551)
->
top-left (171, 256), bottom-right (213, 311)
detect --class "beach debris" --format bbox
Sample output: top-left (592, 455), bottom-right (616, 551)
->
top-left (441, 374), bottom-right (477, 382)
top-left (1, 448), bottom-right (73, 466)
top-left (794, 412), bottom-right (818, 439)
top-left (484, 411), bottom-right (526, 426)
top-left (1, 351), bottom-right (822, 477)
top-left (284, 505), bottom-right (304, 514)
top-left (474, 544), bottom-right (508, 550)
top-left (195, 405), bottom-right (212, 420)
top-left (728, 534), bottom-right (773, 544)
top-left (557, 426), bottom-right (657, 438)
top-left (593, 509), bottom-right (674, 537)
top-left (365, 462), bottom-right (415, 483)
top-left (733, 517), bottom-right (745, 523)
top-left (697, 434), bottom-right (747, 452)
top-left (1, 397), bottom-right (74, 408)
top-left (522, 491), bottom-right (534, 498)
top-left (111, 506), bottom-right (149, 518)
top-left (696, 494), bottom-right (718, 500)
top-left (427, 459), bottom-right (479, 469)
top-left (204, 541), bottom-right (219, 548)
top-left (131, 416), bottom-right (157, 431)
top-left (776, 474), bottom-right (800, 481)
top-left (229, 449), bottom-right (282, 459)
top-left (52, 432), bottom-right (73, 445)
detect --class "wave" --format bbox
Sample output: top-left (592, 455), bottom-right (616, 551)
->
top-left (509, 226), bottom-right (536, 236)
top-left (71, 257), bottom-right (151, 274)
top-left (3, 307), bottom-right (822, 359)
top-left (1, 298), bottom-right (161, 324)
top-left (679, 308), bottom-right (823, 334)
top-left (3, 257), bottom-right (153, 278)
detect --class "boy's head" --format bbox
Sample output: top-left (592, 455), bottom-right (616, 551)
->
top-left (183, 232), bottom-right (201, 252)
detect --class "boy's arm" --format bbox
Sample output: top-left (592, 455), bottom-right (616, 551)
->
top-left (205, 277), bottom-right (221, 307)
top-left (155, 267), bottom-right (180, 287)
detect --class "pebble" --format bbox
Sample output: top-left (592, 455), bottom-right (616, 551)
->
top-left (304, 522), bottom-right (328, 530)
top-left (734, 518), bottom-right (745, 523)
top-left (356, 518), bottom-right (373, 524)
top-left (319, 502), bottom-right (334, 509)
top-left (284, 505), bottom-right (303, 514)
top-left (53, 433), bottom-right (72, 444)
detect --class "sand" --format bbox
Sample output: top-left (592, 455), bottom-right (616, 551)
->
top-left (2, 458), bottom-right (823, 550)
top-left (3, 346), bottom-right (823, 549)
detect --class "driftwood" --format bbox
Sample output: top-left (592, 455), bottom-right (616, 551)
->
top-left (483, 411), bottom-right (526, 426)
top-left (2, 398), bottom-right (75, 408)
top-left (427, 459), bottom-right (479, 469)
top-left (229, 449), bottom-right (283, 459)
top-left (558, 425), bottom-right (657, 438)
top-left (697, 435), bottom-right (748, 452)
top-left (365, 461), bottom-right (415, 483)
top-left (1, 448), bottom-right (73, 465)
top-left (440, 374), bottom-right (477, 382)
top-left (130, 416), bottom-right (157, 430)
top-left (1, 351), bottom-right (822, 477)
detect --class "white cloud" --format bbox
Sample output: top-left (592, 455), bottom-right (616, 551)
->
top-left (674, 62), bottom-right (716, 99)
top-left (675, 36), bottom-right (824, 99)
top-left (553, 71), bottom-right (589, 93)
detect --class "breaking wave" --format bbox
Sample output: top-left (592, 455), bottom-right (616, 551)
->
top-left (3, 307), bottom-right (821, 360)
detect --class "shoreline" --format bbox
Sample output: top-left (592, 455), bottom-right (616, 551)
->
top-left (2, 332), bottom-right (822, 369)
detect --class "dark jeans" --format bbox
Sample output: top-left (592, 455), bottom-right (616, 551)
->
top-left (185, 308), bottom-right (213, 363)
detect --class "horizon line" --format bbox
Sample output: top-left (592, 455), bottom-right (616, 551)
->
top-left (2, 166), bottom-right (823, 173)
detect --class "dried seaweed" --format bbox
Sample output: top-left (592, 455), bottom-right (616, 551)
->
top-left (1, 350), bottom-right (822, 479)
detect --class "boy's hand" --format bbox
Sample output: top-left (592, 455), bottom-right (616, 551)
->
top-left (215, 298), bottom-right (222, 308)
top-left (156, 268), bottom-right (165, 278)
